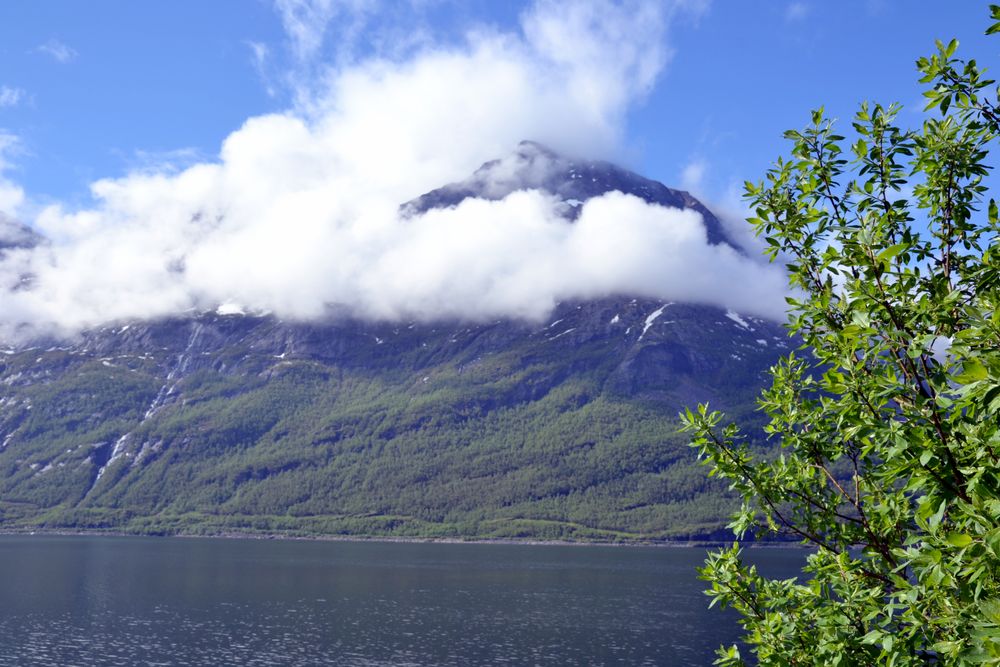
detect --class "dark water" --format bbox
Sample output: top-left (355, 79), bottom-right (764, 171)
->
top-left (0, 535), bottom-right (804, 666)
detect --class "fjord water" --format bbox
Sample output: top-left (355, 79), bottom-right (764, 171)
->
top-left (0, 536), bottom-right (803, 666)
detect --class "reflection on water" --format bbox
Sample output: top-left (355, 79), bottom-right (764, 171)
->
top-left (0, 536), bottom-right (804, 666)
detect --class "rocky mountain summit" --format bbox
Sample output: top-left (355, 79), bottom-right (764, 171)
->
top-left (405, 140), bottom-right (736, 246)
top-left (0, 144), bottom-right (789, 540)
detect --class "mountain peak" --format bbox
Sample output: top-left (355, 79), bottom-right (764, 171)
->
top-left (0, 216), bottom-right (44, 253)
top-left (403, 142), bottom-right (738, 248)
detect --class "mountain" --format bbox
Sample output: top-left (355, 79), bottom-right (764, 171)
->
top-left (0, 144), bottom-right (789, 541)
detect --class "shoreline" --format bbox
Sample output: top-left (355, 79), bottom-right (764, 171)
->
top-left (0, 526), bottom-right (802, 549)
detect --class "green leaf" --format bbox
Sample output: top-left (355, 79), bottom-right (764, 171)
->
top-left (988, 8), bottom-right (1000, 35)
top-left (984, 384), bottom-right (1000, 413)
top-left (875, 243), bottom-right (908, 265)
top-left (955, 359), bottom-right (989, 383)
top-left (929, 499), bottom-right (947, 531)
top-left (946, 533), bottom-right (973, 548)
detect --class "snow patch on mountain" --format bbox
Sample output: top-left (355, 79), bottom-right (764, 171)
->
top-left (217, 302), bottom-right (246, 316)
top-left (640, 302), bottom-right (672, 340)
top-left (725, 310), bottom-right (752, 330)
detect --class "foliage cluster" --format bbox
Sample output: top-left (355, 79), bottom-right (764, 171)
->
top-left (684, 11), bottom-right (1000, 665)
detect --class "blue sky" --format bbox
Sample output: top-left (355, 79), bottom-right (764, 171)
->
top-left (0, 1), bottom-right (997, 335)
top-left (0, 1), bottom-right (994, 207)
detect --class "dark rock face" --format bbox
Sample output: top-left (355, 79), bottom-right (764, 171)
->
top-left (69, 297), bottom-right (785, 409)
top-left (0, 216), bottom-right (42, 254)
top-left (0, 143), bottom-right (788, 540)
top-left (0, 216), bottom-right (45, 295)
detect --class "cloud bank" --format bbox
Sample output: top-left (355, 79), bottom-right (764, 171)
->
top-left (0, 0), bottom-right (789, 341)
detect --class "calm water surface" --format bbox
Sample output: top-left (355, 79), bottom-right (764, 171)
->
top-left (0, 535), bottom-right (804, 666)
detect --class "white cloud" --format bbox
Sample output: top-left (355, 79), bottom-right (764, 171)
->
top-left (521, 0), bottom-right (667, 101)
top-left (349, 190), bottom-right (787, 322)
top-left (0, 0), bottom-right (790, 341)
top-left (35, 38), bottom-right (78, 64)
top-left (0, 87), bottom-right (26, 108)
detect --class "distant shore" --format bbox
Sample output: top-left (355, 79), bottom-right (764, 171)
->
top-left (0, 526), bottom-right (801, 548)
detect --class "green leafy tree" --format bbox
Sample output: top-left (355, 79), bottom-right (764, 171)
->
top-left (682, 9), bottom-right (1000, 665)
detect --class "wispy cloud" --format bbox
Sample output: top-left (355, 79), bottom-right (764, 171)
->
top-left (246, 41), bottom-right (278, 98)
top-left (680, 158), bottom-right (707, 192)
top-left (35, 38), bottom-right (78, 64)
top-left (785, 2), bottom-right (808, 22)
top-left (274, 0), bottom-right (376, 63)
top-left (0, 86), bottom-right (26, 108)
top-left (126, 147), bottom-right (207, 175)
